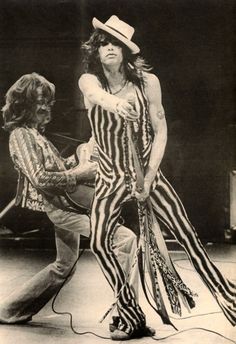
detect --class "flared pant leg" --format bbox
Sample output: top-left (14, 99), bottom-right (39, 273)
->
top-left (0, 206), bottom-right (139, 324)
top-left (0, 226), bottom-right (81, 323)
top-left (90, 182), bottom-right (145, 334)
top-left (150, 170), bottom-right (236, 325)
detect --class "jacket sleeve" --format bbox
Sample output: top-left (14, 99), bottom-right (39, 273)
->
top-left (46, 141), bottom-right (79, 169)
top-left (64, 154), bottom-right (78, 168)
top-left (9, 128), bottom-right (77, 193)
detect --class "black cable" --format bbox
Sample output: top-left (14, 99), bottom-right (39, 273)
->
top-left (172, 258), bottom-right (236, 283)
top-left (50, 249), bottom-right (236, 341)
top-left (143, 270), bottom-right (224, 320)
top-left (141, 257), bottom-right (235, 342)
top-left (150, 327), bottom-right (236, 343)
top-left (169, 311), bottom-right (222, 320)
top-left (169, 257), bottom-right (236, 317)
top-left (51, 248), bottom-right (84, 313)
top-left (204, 259), bottom-right (236, 264)
top-left (173, 257), bottom-right (236, 266)
top-left (51, 247), bottom-right (110, 340)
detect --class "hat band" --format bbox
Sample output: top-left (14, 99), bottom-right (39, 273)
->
top-left (106, 25), bottom-right (128, 39)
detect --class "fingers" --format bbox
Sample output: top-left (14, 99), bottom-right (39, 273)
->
top-left (127, 110), bottom-right (139, 121)
top-left (74, 161), bottom-right (97, 175)
top-left (89, 161), bottom-right (98, 168)
top-left (86, 163), bottom-right (97, 175)
top-left (124, 103), bottom-right (138, 120)
top-left (134, 191), bottom-right (148, 202)
top-left (116, 100), bottom-right (138, 121)
top-left (120, 110), bottom-right (138, 121)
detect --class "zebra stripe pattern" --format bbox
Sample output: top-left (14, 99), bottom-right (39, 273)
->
top-left (90, 183), bottom-right (146, 333)
top-left (88, 82), bottom-right (236, 333)
top-left (151, 170), bottom-right (236, 325)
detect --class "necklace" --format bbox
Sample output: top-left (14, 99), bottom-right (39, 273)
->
top-left (109, 80), bottom-right (128, 95)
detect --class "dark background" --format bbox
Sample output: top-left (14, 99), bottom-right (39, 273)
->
top-left (0, 0), bottom-right (235, 242)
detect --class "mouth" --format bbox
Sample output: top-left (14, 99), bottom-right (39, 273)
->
top-left (106, 53), bottom-right (116, 58)
top-left (42, 113), bottom-right (52, 125)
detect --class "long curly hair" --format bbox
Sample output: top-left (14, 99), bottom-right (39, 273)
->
top-left (81, 29), bottom-right (152, 87)
top-left (2, 72), bottom-right (55, 132)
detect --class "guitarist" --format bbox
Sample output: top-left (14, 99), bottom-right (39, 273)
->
top-left (0, 73), bottom-right (139, 325)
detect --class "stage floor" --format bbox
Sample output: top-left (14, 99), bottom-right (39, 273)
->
top-left (0, 244), bottom-right (235, 343)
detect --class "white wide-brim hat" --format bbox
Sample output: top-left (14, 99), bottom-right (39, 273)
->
top-left (92, 15), bottom-right (140, 54)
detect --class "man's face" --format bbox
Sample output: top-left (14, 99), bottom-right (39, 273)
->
top-left (35, 87), bottom-right (53, 127)
top-left (98, 36), bottom-right (123, 66)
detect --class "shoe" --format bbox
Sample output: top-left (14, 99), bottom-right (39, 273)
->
top-left (110, 324), bottom-right (156, 341)
top-left (110, 328), bottom-right (131, 341)
top-left (132, 325), bottom-right (156, 338)
top-left (0, 316), bottom-right (32, 325)
top-left (109, 316), bottom-right (120, 333)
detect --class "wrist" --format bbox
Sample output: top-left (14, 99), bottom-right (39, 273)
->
top-left (68, 167), bottom-right (81, 183)
top-left (144, 178), bottom-right (152, 190)
top-left (145, 168), bottom-right (156, 184)
top-left (65, 173), bottom-right (77, 192)
top-left (115, 99), bottom-right (122, 115)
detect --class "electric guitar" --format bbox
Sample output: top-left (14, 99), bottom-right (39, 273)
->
top-left (64, 141), bottom-right (99, 211)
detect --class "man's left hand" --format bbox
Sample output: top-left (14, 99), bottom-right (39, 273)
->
top-left (134, 181), bottom-right (151, 203)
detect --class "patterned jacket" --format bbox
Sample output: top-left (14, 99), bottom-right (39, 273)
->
top-left (9, 127), bottom-right (78, 212)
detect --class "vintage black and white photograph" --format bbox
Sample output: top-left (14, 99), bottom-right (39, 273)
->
top-left (0, 0), bottom-right (235, 343)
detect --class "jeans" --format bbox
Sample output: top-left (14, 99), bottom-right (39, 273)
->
top-left (0, 206), bottom-right (138, 323)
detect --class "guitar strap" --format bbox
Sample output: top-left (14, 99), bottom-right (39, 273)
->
top-left (14, 170), bottom-right (25, 206)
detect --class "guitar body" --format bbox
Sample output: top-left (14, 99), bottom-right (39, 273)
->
top-left (65, 140), bottom-right (98, 211)
top-left (66, 183), bottom-right (95, 210)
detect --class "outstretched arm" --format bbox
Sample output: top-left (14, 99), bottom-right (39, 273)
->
top-left (79, 73), bottom-right (138, 121)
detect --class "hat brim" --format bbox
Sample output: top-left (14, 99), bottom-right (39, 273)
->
top-left (92, 17), bottom-right (140, 54)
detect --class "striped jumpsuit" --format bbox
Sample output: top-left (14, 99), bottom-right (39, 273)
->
top-left (88, 82), bottom-right (236, 334)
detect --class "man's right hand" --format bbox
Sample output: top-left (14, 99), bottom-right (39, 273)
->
top-left (116, 99), bottom-right (138, 122)
top-left (73, 161), bottom-right (97, 182)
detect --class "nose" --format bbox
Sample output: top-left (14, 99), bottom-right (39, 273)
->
top-left (41, 104), bottom-right (48, 110)
top-left (107, 42), bottom-right (114, 49)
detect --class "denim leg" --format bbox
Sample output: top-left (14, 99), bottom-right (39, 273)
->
top-left (113, 225), bottom-right (139, 299)
top-left (0, 212), bottom-right (87, 323)
top-left (0, 206), bottom-right (140, 325)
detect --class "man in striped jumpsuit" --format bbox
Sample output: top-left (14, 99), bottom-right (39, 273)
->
top-left (79, 15), bottom-right (236, 340)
